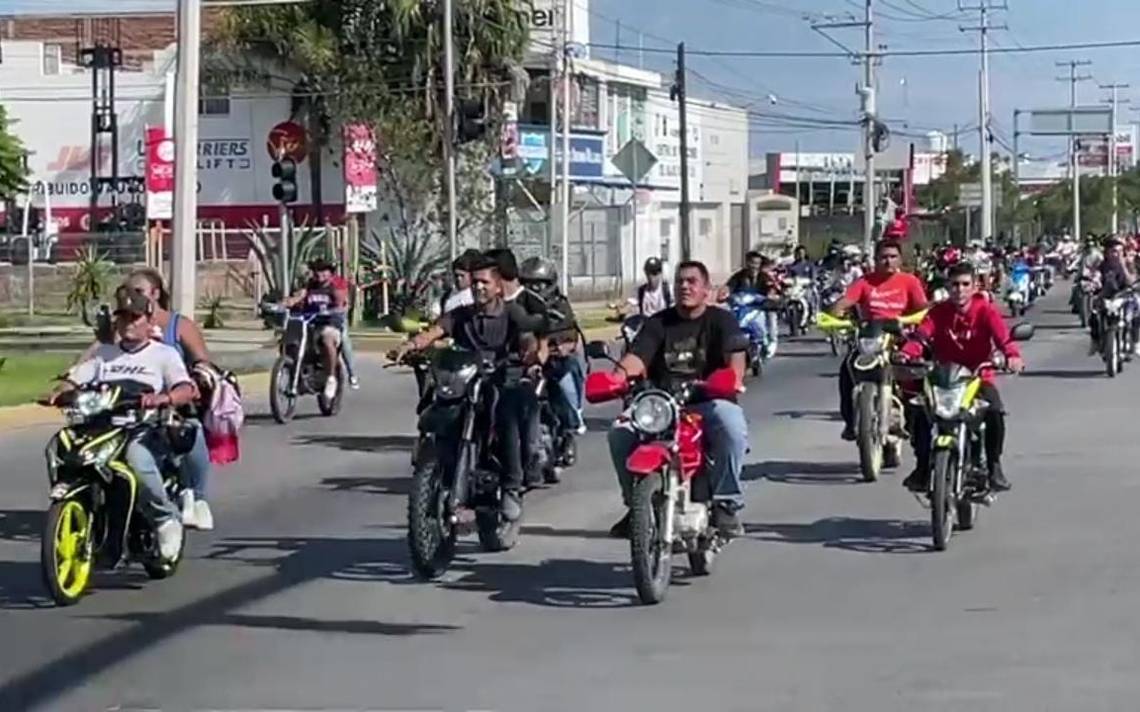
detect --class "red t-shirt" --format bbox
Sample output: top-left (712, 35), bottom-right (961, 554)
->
top-left (901, 294), bottom-right (1020, 383)
top-left (844, 271), bottom-right (927, 320)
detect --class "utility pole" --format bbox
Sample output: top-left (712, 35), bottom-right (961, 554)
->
top-left (559, 0), bottom-right (572, 292)
top-left (675, 42), bottom-right (692, 261)
top-left (442, 0), bottom-right (458, 261)
top-left (1057, 60), bottom-right (1093, 241)
top-left (171, 0), bottom-right (201, 314)
top-left (959, 1), bottom-right (1005, 243)
top-left (1101, 82), bottom-right (1130, 235)
top-left (811, 4), bottom-right (875, 254)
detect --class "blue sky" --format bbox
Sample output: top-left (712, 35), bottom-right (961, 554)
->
top-left (590, 0), bottom-right (1140, 156)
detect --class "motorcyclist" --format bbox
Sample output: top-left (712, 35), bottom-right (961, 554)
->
top-left (637, 257), bottom-right (673, 316)
top-left (1090, 238), bottom-right (1140, 357)
top-left (607, 260), bottom-right (749, 539)
top-left (724, 251), bottom-right (781, 357)
top-left (830, 239), bottom-right (928, 441)
top-left (519, 256), bottom-right (586, 452)
top-left (787, 245), bottom-right (815, 281)
top-left (47, 286), bottom-right (196, 562)
top-left (442, 248), bottom-right (483, 314)
top-left (124, 269), bottom-right (216, 531)
top-left (394, 254), bottom-right (539, 521)
top-left (283, 259), bottom-right (350, 400)
top-left (898, 262), bottom-right (1024, 492)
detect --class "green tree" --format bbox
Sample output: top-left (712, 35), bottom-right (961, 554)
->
top-left (0, 105), bottom-right (28, 201)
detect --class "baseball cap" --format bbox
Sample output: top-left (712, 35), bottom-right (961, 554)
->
top-left (643, 257), bottom-right (663, 275)
top-left (113, 285), bottom-right (152, 317)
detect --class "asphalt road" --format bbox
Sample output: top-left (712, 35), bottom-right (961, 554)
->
top-left (1, 289), bottom-right (1139, 712)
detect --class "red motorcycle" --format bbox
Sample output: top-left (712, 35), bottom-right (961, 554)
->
top-left (585, 343), bottom-right (740, 605)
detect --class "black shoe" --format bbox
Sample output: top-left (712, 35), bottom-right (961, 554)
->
top-left (543, 466), bottom-right (562, 485)
top-left (841, 425), bottom-right (856, 442)
top-left (500, 490), bottom-right (523, 521)
top-left (609, 511), bottom-right (631, 539)
top-left (523, 468), bottom-right (544, 489)
top-left (903, 468), bottom-right (929, 492)
top-left (712, 504), bottom-right (745, 539)
top-left (988, 463), bottom-right (1011, 492)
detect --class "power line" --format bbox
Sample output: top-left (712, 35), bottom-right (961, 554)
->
top-left (586, 37), bottom-right (1140, 59)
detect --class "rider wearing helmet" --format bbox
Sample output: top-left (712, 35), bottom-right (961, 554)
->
top-left (637, 257), bottom-right (673, 316)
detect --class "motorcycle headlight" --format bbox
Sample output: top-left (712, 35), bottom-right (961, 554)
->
top-left (932, 384), bottom-right (967, 419)
top-left (1105, 298), bottom-right (1125, 314)
top-left (81, 438), bottom-right (121, 466)
top-left (75, 390), bottom-right (114, 417)
top-left (629, 393), bottom-right (674, 435)
top-left (858, 337), bottom-right (883, 355)
top-left (435, 363), bottom-right (478, 400)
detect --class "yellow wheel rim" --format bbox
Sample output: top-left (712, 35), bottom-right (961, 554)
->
top-left (53, 501), bottom-right (92, 599)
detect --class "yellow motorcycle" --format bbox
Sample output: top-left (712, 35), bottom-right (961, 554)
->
top-left (819, 310), bottom-right (928, 482)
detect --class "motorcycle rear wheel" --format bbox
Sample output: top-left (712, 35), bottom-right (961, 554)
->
top-left (855, 383), bottom-right (882, 482)
top-left (931, 450), bottom-right (954, 551)
top-left (41, 500), bottom-right (94, 606)
top-left (630, 475), bottom-right (671, 604)
top-left (407, 456), bottom-right (457, 579)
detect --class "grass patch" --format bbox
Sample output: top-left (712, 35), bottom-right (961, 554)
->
top-left (0, 353), bottom-right (75, 407)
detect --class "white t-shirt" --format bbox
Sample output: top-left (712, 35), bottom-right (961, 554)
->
top-left (640, 284), bottom-right (668, 316)
top-left (68, 341), bottom-right (192, 394)
top-left (443, 287), bottom-right (474, 313)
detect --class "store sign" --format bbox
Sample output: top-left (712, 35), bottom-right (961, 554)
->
top-left (144, 125), bottom-right (174, 220)
top-left (517, 125), bottom-right (605, 182)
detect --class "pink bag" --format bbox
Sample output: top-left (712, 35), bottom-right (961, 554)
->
top-left (202, 371), bottom-right (244, 466)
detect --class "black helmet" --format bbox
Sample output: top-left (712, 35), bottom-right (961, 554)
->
top-left (643, 257), bottom-right (663, 275)
top-left (519, 256), bottom-right (558, 284)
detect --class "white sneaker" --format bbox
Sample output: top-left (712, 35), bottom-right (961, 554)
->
top-left (180, 490), bottom-right (198, 529)
top-left (323, 376), bottom-right (338, 400)
top-left (349, 376), bottom-right (360, 390)
top-left (194, 500), bottom-right (214, 531)
top-left (156, 518), bottom-right (183, 561)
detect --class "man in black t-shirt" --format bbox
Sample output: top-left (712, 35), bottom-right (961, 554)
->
top-left (396, 256), bottom-right (537, 520)
top-left (607, 260), bottom-right (750, 539)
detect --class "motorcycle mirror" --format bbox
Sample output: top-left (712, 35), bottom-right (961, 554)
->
top-left (584, 340), bottom-right (612, 361)
top-left (1009, 322), bottom-right (1035, 342)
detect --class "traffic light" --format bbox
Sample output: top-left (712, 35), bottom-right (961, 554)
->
top-left (456, 98), bottom-right (487, 144)
top-left (272, 157), bottom-right (298, 203)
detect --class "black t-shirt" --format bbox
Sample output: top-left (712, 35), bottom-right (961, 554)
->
top-left (631, 306), bottom-right (745, 392)
top-left (438, 301), bottom-right (532, 358)
top-left (726, 268), bottom-right (776, 294)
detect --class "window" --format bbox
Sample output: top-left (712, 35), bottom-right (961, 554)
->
top-left (42, 43), bottom-right (62, 76)
top-left (199, 80), bottom-right (230, 116)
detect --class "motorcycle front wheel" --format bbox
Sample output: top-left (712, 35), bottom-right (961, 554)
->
top-left (269, 355), bottom-right (297, 424)
top-left (855, 383), bottom-right (882, 482)
top-left (1105, 332), bottom-right (1121, 378)
top-left (630, 474), bottom-right (672, 605)
top-left (931, 449), bottom-right (954, 551)
top-left (407, 454), bottom-right (457, 579)
top-left (317, 360), bottom-right (347, 416)
top-left (41, 499), bottom-right (94, 606)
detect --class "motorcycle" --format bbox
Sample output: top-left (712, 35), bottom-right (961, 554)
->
top-left (782, 276), bottom-right (814, 337)
top-left (584, 342), bottom-right (739, 605)
top-left (728, 290), bottom-right (777, 378)
top-left (1031, 264), bottom-right (1053, 298)
top-left (1097, 290), bottom-right (1135, 378)
top-left (819, 310), bottom-right (927, 482)
top-left (906, 324), bottom-right (1033, 550)
top-left (1005, 262), bottom-right (1031, 317)
top-left (406, 348), bottom-right (526, 579)
top-left (1072, 274), bottom-right (1099, 328)
top-left (262, 304), bottom-right (347, 423)
top-left (37, 383), bottom-right (192, 605)
top-left (531, 352), bottom-right (579, 485)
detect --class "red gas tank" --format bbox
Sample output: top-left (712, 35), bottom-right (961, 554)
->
top-left (677, 411), bottom-right (705, 479)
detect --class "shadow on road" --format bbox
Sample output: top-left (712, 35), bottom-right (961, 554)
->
top-left (243, 412), bottom-right (324, 425)
top-left (0, 561), bottom-right (53, 610)
top-left (440, 557), bottom-right (643, 608)
top-left (521, 524), bottom-right (619, 541)
top-left (0, 510), bottom-right (42, 542)
top-left (0, 535), bottom-right (456, 711)
top-left (746, 517), bottom-right (930, 554)
top-left (742, 461), bottom-right (863, 485)
top-left (583, 415), bottom-right (616, 433)
top-left (1021, 368), bottom-right (1104, 380)
top-left (320, 475), bottom-right (412, 496)
top-left (772, 409), bottom-right (843, 423)
top-left (293, 433), bottom-right (418, 453)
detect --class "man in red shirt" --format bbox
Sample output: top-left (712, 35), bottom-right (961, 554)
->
top-left (831, 239), bottom-right (928, 440)
top-left (899, 262), bottom-right (1025, 492)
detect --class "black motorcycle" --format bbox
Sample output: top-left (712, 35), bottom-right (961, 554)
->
top-left (531, 353), bottom-right (580, 486)
top-left (1097, 290), bottom-right (1135, 377)
top-left (38, 382), bottom-right (193, 605)
top-left (407, 348), bottom-right (527, 579)
top-left (262, 304), bottom-right (347, 423)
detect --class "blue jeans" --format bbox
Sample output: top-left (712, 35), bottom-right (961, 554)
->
top-left (553, 354), bottom-right (585, 430)
top-left (180, 421), bottom-right (211, 501)
top-left (125, 439), bottom-right (180, 524)
top-left (607, 398), bottom-right (748, 510)
top-left (765, 312), bottom-right (779, 354)
top-left (340, 326), bottom-right (357, 379)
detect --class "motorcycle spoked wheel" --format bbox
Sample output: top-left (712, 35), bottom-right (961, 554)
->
top-left (629, 474), bottom-right (672, 604)
top-left (317, 360), bottom-right (347, 416)
top-left (41, 499), bottom-right (95, 606)
top-left (1105, 331), bottom-right (1121, 378)
top-left (930, 449), bottom-right (955, 551)
top-left (855, 383), bottom-right (882, 482)
top-left (407, 452), bottom-right (458, 579)
top-left (269, 355), bottom-right (298, 424)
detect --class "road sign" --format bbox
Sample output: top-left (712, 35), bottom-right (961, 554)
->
top-left (959, 182), bottom-right (1002, 208)
top-left (612, 139), bottom-right (657, 185)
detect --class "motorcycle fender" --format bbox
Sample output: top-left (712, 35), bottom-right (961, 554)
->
top-left (49, 481), bottom-right (91, 502)
top-left (626, 443), bottom-right (671, 477)
top-left (934, 434), bottom-right (956, 450)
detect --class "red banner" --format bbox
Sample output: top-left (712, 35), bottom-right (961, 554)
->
top-left (145, 126), bottom-right (174, 220)
top-left (343, 123), bottom-right (378, 214)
